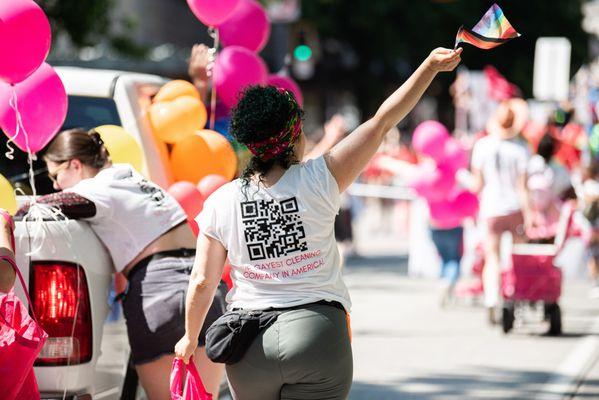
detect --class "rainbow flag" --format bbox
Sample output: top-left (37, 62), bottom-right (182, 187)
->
top-left (455, 3), bottom-right (520, 50)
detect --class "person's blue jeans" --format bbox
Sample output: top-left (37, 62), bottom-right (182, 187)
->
top-left (431, 226), bottom-right (464, 285)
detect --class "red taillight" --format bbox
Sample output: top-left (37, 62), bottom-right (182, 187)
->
top-left (31, 262), bottom-right (93, 366)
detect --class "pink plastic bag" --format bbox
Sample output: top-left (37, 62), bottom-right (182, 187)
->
top-left (170, 357), bottom-right (213, 400)
top-left (0, 255), bottom-right (48, 400)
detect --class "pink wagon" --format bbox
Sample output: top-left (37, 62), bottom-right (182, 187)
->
top-left (500, 201), bottom-right (576, 335)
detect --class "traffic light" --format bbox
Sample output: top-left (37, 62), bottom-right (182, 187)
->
top-left (293, 30), bottom-right (312, 62)
top-left (290, 24), bottom-right (318, 80)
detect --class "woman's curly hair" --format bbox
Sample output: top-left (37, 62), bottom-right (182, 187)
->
top-left (230, 85), bottom-right (304, 191)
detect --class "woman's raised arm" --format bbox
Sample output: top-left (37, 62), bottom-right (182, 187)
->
top-left (326, 47), bottom-right (462, 192)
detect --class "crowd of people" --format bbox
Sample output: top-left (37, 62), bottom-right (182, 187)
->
top-left (359, 81), bottom-right (599, 324)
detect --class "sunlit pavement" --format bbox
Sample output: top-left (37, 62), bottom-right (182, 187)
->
top-left (343, 253), bottom-right (599, 400)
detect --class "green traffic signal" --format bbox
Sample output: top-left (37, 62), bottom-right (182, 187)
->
top-left (294, 45), bottom-right (312, 62)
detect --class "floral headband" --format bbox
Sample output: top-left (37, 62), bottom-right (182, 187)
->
top-left (246, 88), bottom-right (302, 161)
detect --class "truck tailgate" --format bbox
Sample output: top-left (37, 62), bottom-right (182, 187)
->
top-left (15, 220), bottom-right (128, 398)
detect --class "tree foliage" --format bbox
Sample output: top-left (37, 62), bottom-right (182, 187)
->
top-left (37, 0), bottom-right (114, 47)
top-left (303, 0), bottom-right (589, 116)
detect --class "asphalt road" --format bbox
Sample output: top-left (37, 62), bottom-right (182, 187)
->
top-left (343, 254), bottom-right (599, 400)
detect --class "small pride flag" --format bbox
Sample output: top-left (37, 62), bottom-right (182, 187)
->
top-left (454, 3), bottom-right (520, 50)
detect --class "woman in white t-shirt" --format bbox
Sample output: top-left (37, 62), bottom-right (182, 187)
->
top-left (175, 47), bottom-right (462, 399)
top-left (25, 129), bottom-right (227, 399)
top-left (471, 98), bottom-right (531, 323)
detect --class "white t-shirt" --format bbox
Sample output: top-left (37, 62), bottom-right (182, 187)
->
top-left (66, 164), bottom-right (187, 271)
top-left (197, 156), bottom-right (351, 312)
top-left (471, 135), bottom-right (529, 218)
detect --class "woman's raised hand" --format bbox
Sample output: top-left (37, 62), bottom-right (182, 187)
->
top-left (426, 47), bottom-right (463, 73)
top-left (188, 44), bottom-right (210, 83)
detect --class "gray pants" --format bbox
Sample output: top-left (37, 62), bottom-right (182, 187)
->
top-left (226, 304), bottom-right (353, 400)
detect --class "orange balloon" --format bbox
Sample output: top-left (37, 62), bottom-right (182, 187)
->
top-left (198, 129), bottom-right (237, 180)
top-left (154, 80), bottom-right (200, 102)
top-left (170, 130), bottom-right (237, 183)
top-left (149, 95), bottom-right (207, 143)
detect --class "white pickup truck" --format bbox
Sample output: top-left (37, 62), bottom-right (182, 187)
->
top-left (8, 67), bottom-right (182, 400)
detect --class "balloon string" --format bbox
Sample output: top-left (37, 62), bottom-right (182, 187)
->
top-left (207, 27), bottom-right (219, 131)
top-left (7, 87), bottom-right (38, 198)
top-left (21, 202), bottom-right (70, 257)
top-left (27, 150), bottom-right (38, 199)
top-left (5, 87), bottom-right (20, 161)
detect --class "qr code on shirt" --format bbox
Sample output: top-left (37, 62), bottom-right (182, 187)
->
top-left (241, 197), bottom-right (308, 261)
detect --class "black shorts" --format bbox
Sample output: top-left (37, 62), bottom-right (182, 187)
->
top-left (122, 249), bottom-right (228, 365)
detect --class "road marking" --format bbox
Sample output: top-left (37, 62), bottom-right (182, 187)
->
top-left (536, 316), bottom-right (599, 400)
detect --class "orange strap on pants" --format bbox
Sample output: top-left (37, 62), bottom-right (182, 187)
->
top-left (346, 312), bottom-right (352, 342)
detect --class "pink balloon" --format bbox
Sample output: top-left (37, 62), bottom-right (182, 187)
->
top-left (0, 63), bottom-right (67, 153)
top-left (214, 46), bottom-right (268, 108)
top-left (452, 190), bottom-right (479, 219)
top-left (188, 218), bottom-right (200, 237)
top-left (412, 121), bottom-right (450, 162)
top-left (220, 0), bottom-right (270, 52)
top-left (186, 0), bottom-right (240, 27)
top-left (267, 74), bottom-right (304, 107)
top-left (0, 0), bottom-right (51, 84)
top-left (429, 199), bottom-right (464, 229)
top-left (198, 174), bottom-right (228, 199)
top-left (409, 164), bottom-right (455, 202)
top-left (443, 139), bottom-right (469, 172)
top-left (428, 189), bottom-right (479, 228)
top-left (168, 181), bottom-right (204, 219)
